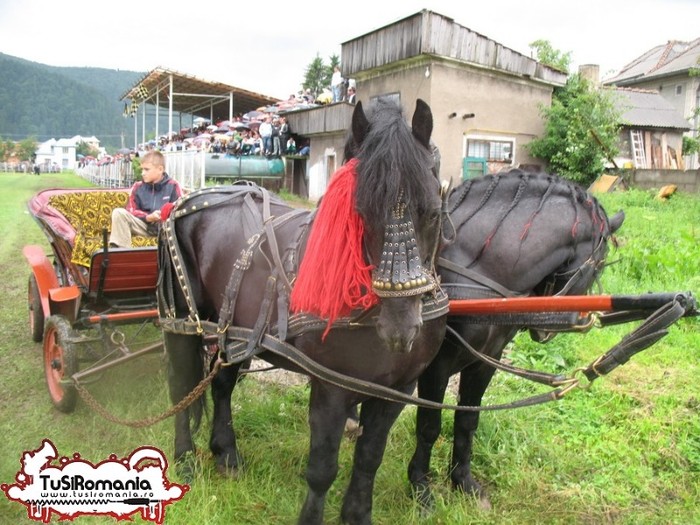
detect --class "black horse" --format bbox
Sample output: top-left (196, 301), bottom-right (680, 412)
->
top-left (407, 170), bottom-right (625, 508)
top-left (159, 98), bottom-right (447, 524)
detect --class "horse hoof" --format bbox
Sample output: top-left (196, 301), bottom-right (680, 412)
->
top-left (410, 482), bottom-right (434, 511)
top-left (477, 493), bottom-right (492, 511)
top-left (216, 463), bottom-right (241, 478)
top-left (344, 417), bottom-right (363, 440)
top-left (454, 478), bottom-right (491, 510)
top-left (215, 452), bottom-right (244, 478)
top-left (176, 453), bottom-right (198, 484)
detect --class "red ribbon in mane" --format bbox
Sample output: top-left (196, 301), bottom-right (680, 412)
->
top-left (290, 158), bottom-right (379, 338)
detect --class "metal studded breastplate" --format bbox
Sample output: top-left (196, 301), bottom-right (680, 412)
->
top-left (371, 197), bottom-right (436, 297)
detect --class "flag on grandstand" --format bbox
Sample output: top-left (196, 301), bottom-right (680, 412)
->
top-left (133, 84), bottom-right (149, 100)
top-left (123, 101), bottom-right (139, 118)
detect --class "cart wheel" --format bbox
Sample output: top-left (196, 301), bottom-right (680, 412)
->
top-left (28, 274), bottom-right (45, 343)
top-left (43, 315), bottom-right (78, 413)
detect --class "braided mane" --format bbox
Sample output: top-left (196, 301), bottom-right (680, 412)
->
top-left (449, 169), bottom-right (611, 266)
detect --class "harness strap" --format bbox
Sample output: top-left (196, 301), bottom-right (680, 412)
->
top-left (286, 291), bottom-right (449, 338)
top-left (438, 256), bottom-right (522, 298)
top-left (217, 229), bottom-right (265, 350)
top-left (225, 276), bottom-right (278, 364)
top-left (159, 314), bottom-right (563, 412)
top-left (582, 296), bottom-right (688, 381)
top-left (261, 188), bottom-right (294, 296)
top-left (454, 311), bottom-right (587, 328)
top-left (445, 325), bottom-right (567, 387)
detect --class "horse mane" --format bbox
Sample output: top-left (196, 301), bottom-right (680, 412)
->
top-left (449, 169), bottom-right (611, 265)
top-left (353, 98), bottom-right (435, 225)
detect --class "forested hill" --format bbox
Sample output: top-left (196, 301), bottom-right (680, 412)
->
top-left (0, 53), bottom-right (144, 149)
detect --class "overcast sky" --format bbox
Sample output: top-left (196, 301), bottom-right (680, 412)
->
top-left (1, 0), bottom-right (698, 100)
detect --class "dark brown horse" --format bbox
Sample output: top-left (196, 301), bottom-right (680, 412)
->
top-left (407, 170), bottom-right (624, 508)
top-left (158, 98), bottom-right (447, 524)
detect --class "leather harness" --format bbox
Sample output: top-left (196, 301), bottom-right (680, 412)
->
top-left (158, 184), bottom-right (470, 412)
top-left (158, 184), bottom-right (693, 412)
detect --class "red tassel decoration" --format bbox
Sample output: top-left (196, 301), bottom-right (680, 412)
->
top-left (290, 158), bottom-right (378, 338)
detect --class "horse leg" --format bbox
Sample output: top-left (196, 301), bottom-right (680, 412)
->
top-left (450, 362), bottom-right (497, 509)
top-left (407, 354), bottom-right (453, 508)
top-left (341, 388), bottom-right (412, 525)
top-left (164, 331), bottom-right (204, 480)
top-left (298, 381), bottom-right (350, 525)
top-left (209, 362), bottom-right (245, 476)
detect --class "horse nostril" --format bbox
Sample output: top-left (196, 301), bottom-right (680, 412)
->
top-left (376, 321), bottom-right (421, 353)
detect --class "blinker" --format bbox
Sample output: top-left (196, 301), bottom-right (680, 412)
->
top-left (372, 196), bottom-right (435, 297)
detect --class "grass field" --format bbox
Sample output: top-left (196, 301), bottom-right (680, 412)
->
top-left (0, 171), bottom-right (698, 524)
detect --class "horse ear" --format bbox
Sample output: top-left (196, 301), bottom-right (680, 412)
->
top-left (351, 101), bottom-right (370, 146)
top-left (609, 210), bottom-right (625, 233)
top-left (412, 99), bottom-right (433, 149)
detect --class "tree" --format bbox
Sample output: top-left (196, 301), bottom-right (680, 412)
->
top-left (526, 74), bottom-right (622, 185)
top-left (685, 58), bottom-right (700, 156)
top-left (328, 54), bottom-right (340, 83)
top-left (303, 55), bottom-right (326, 100)
top-left (76, 140), bottom-right (99, 158)
top-left (17, 137), bottom-right (38, 162)
top-left (303, 53), bottom-right (341, 100)
top-left (0, 137), bottom-right (14, 161)
top-left (529, 39), bottom-right (572, 73)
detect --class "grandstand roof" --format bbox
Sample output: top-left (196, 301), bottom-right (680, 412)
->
top-left (120, 67), bottom-right (279, 123)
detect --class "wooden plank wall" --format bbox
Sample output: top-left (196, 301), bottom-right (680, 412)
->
top-left (342, 11), bottom-right (564, 85)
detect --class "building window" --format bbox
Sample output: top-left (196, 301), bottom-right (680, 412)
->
top-left (466, 137), bottom-right (514, 164)
top-left (676, 85), bottom-right (683, 95)
top-left (62, 147), bottom-right (69, 154)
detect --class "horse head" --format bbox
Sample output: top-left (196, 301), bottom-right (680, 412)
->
top-left (528, 188), bottom-right (624, 342)
top-left (443, 170), bottom-right (625, 342)
top-left (352, 98), bottom-right (443, 353)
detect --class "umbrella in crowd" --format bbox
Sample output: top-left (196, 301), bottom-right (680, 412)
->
top-left (242, 110), bottom-right (264, 121)
top-left (193, 136), bottom-right (211, 145)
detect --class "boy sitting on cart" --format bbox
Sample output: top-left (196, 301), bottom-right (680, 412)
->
top-left (109, 151), bottom-right (183, 248)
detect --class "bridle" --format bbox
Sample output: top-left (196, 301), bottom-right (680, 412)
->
top-left (367, 145), bottom-right (445, 300)
top-left (371, 192), bottom-right (438, 297)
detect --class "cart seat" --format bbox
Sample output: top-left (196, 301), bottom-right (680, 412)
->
top-left (47, 191), bottom-right (157, 267)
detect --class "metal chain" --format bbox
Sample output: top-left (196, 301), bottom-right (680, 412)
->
top-left (73, 358), bottom-right (223, 428)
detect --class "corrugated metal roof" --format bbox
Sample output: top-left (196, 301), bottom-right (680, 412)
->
top-left (609, 88), bottom-right (690, 129)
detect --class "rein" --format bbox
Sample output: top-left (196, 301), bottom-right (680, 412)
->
top-left (157, 185), bottom-right (691, 415)
top-left (158, 291), bottom-right (691, 413)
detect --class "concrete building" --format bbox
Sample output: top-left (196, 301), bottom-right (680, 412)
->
top-left (284, 10), bottom-right (567, 200)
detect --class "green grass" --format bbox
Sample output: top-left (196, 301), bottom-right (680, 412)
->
top-left (0, 173), bottom-right (698, 524)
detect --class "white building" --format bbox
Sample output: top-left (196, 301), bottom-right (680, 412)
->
top-left (35, 138), bottom-right (77, 171)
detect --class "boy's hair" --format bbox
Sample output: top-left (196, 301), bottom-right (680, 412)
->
top-left (142, 150), bottom-right (165, 166)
